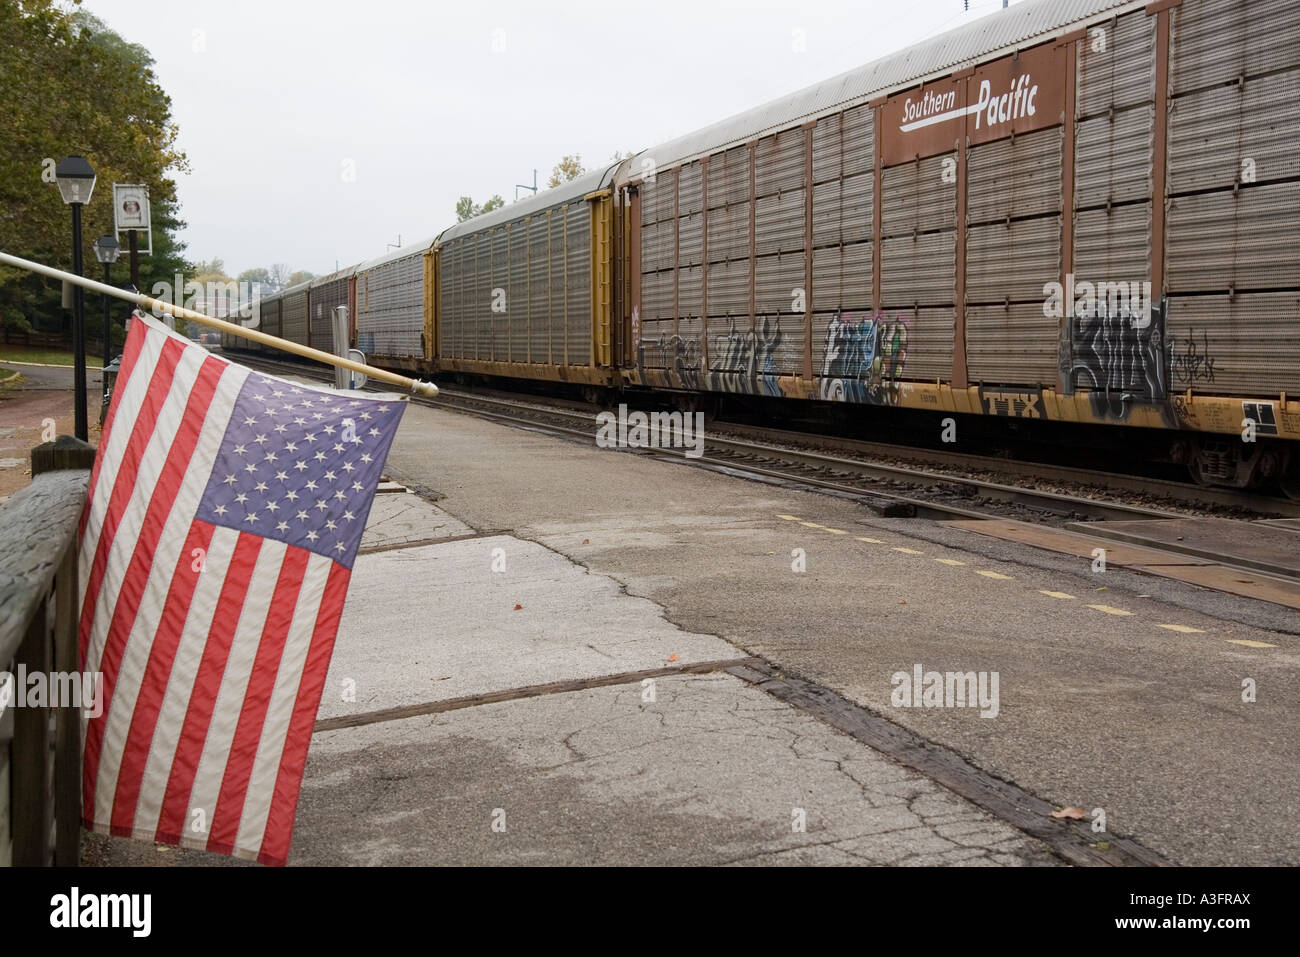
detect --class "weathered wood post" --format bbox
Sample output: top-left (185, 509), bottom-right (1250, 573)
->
top-left (2, 436), bottom-right (95, 865)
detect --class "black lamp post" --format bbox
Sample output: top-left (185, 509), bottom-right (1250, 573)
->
top-left (55, 155), bottom-right (97, 441)
top-left (94, 235), bottom-right (121, 369)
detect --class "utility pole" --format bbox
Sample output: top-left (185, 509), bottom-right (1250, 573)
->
top-left (515, 169), bottom-right (538, 201)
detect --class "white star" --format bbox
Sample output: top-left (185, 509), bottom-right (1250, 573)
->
top-left (315, 499), bottom-right (329, 511)
top-left (294, 417), bottom-right (307, 426)
top-left (294, 460), bottom-right (308, 471)
top-left (333, 490), bottom-right (347, 501)
top-left (333, 443), bottom-right (345, 453)
top-left (286, 489), bottom-right (299, 501)
top-left (222, 473), bottom-right (237, 485)
top-left (244, 462), bottom-right (258, 474)
top-left (379, 405), bottom-right (389, 411)
top-left (306, 530), bottom-right (319, 542)
top-left (360, 412), bottom-right (372, 421)
top-left (266, 500), bottom-right (279, 512)
top-left (285, 441), bottom-right (298, 452)
top-left (264, 451), bottom-right (278, 462)
top-left (323, 424), bottom-right (336, 435)
top-left (234, 444), bottom-right (247, 455)
top-left (272, 390), bottom-right (284, 398)
top-left (296, 510), bottom-right (309, 522)
top-left (369, 428), bottom-right (380, 437)
top-left (291, 387), bottom-right (303, 395)
top-left (214, 504), bottom-right (228, 516)
top-left (324, 470), bottom-right (336, 482)
top-left (301, 399), bottom-right (314, 408)
top-left (254, 481), bottom-right (268, 492)
top-left (273, 423), bottom-right (287, 434)
top-left (335, 542), bottom-right (347, 553)
top-left (349, 401), bottom-right (361, 407)
top-left (253, 394), bottom-right (266, 402)
top-left (235, 492), bottom-right (248, 504)
top-left (253, 433), bottom-right (268, 445)
top-left (351, 482), bottom-right (363, 492)
top-left (244, 512), bottom-right (259, 524)
top-left (275, 470), bottom-right (288, 482)
top-left (265, 406), bottom-right (277, 415)
top-left (342, 461), bottom-right (355, 472)
top-left (343, 511), bottom-right (355, 522)
top-left (243, 415), bottom-right (258, 426)
top-left (304, 433), bottom-right (316, 444)
top-left (314, 451), bottom-right (327, 462)
top-left (276, 521), bottom-right (289, 532)
top-left (326, 520), bottom-right (337, 531)
top-left (360, 453), bottom-right (372, 463)
top-left (313, 412), bottom-right (324, 420)
top-left (305, 480), bottom-right (318, 491)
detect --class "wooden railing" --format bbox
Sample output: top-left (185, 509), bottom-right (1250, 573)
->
top-left (0, 436), bottom-right (95, 866)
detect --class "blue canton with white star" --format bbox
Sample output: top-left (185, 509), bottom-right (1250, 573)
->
top-left (196, 372), bottom-right (405, 569)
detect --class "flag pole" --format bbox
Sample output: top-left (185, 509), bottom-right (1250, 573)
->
top-left (0, 250), bottom-right (439, 398)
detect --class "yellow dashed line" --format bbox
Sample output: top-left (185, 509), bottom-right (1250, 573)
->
top-left (1156, 624), bottom-right (1204, 634)
top-left (934, 558), bottom-right (966, 566)
top-left (823, 528), bottom-right (848, 535)
top-left (1087, 604), bottom-right (1133, 616)
top-left (976, 570), bottom-right (1013, 580)
top-left (777, 514), bottom-right (800, 521)
top-left (1039, 590), bottom-right (1075, 600)
top-left (892, 547), bottom-right (924, 555)
top-left (799, 521), bottom-right (824, 529)
top-left (857, 536), bottom-right (884, 544)
top-left (1227, 639), bottom-right (1276, 649)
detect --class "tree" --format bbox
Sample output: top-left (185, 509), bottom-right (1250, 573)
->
top-left (611, 150), bottom-right (638, 162)
top-left (287, 270), bottom-right (315, 287)
top-left (455, 194), bottom-right (505, 222)
top-left (237, 267), bottom-right (271, 285)
top-left (547, 154), bottom-right (585, 188)
top-left (193, 257), bottom-right (226, 278)
top-left (268, 264), bottom-right (290, 289)
top-left (0, 2), bottom-right (190, 342)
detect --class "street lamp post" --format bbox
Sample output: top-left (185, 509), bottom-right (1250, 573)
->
top-left (94, 235), bottom-right (121, 370)
top-left (55, 155), bottom-right (97, 441)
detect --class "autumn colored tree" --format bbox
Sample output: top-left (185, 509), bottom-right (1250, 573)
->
top-left (547, 154), bottom-right (585, 188)
top-left (0, 1), bottom-right (190, 342)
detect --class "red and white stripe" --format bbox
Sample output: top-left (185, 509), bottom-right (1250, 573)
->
top-left (79, 315), bottom-right (352, 865)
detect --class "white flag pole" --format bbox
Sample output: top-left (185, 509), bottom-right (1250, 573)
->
top-left (0, 250), bottom-right (439, 398)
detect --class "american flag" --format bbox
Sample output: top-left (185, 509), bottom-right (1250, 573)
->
top-left (77, 314), bottom-right (405, 865)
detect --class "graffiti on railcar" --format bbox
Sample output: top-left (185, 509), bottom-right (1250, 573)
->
top-left (818, 310), bottom-right (909, 406)
top-left (1171, 329), bottom-right (1218, 385)
top-left (1061, 297), bottom-right (1173, 424)
top-left (707, 316), bottom-right (783, 396)
top-left (655, 333), bottom-right (703, 390)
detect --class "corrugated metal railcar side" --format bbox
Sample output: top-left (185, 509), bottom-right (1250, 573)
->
top-left (309, 265), bottom-right (357, 353)
top-left (354, 239), bottom-right (435, 365)
top-left (279, 281), bottom-right (311, 349)
top-left (256, 292), bottom-right (282, 356)
top-left (434, 166), bottom-right (617, 386)
top-left (614, 0), bottom-right (1300, 454)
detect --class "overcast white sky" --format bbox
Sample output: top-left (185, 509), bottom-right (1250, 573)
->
top-left (82, 0), bottom-right (1023, 277)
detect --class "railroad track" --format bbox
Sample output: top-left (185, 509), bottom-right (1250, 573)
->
top-left (232, 353), bottom-right (1252, 525)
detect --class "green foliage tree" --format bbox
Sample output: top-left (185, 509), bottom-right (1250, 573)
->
top-left (547, 154), bottom-right (585, 188)
top-left (237, 267), bottom-right (271, 285)
top-left (286, 269), bottom-right (315, 287)
top-left (455, 194), bottom-right (505, 222)
top-left (0, 1), bottom-right (191, 346)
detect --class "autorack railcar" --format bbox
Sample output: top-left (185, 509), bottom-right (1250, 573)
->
top-left (221, 0), bottom-right (1299, 493)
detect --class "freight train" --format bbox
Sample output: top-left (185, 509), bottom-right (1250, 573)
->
top-left (224, 0), bottom-right (1300, 495)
